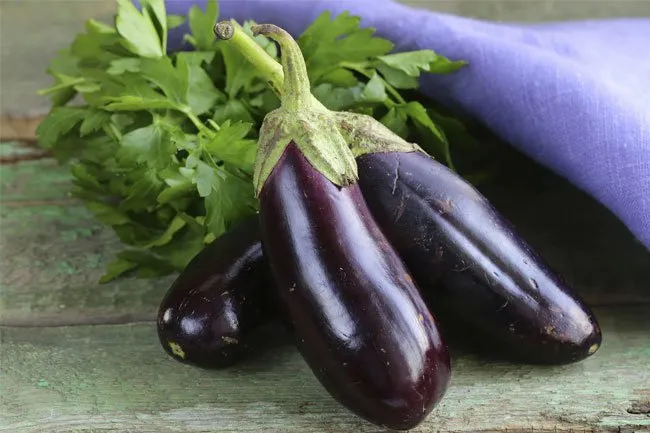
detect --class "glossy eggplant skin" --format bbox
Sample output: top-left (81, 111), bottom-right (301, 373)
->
top-left (259, 143), bottom-right (450, 430)
top-left (157, 215), bottom-right (273, 369)
top-left (356, 151), bottom-right (602, 365)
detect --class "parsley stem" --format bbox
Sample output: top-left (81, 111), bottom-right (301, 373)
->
top-left (185, 110), bottom-right (204, 132)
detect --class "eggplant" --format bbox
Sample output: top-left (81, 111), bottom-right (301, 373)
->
top-left (235, 23), bottom-right (451, 430)
top-left (156, 215), bottom-right (273, 369)
top-left (355, 150), bottom-right (602, 364)
top-left (260, 142), bottom-right (450, 430)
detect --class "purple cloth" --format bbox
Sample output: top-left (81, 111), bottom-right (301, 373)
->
top-left (165, 0), bottom-right (650, 250)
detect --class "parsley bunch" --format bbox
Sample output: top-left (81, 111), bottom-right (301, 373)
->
top-left (36, 0), bottom-right (469, 282)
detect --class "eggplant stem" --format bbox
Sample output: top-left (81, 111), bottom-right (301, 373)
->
top-left (251, 24), bottom-right (312, 112)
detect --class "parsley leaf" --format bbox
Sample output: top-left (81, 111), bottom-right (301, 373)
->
top-left (361, 73), bottom-right (388, 102)
top-left (204, 171), bottom-right (257, 236)
top-left (79, 109), bottom-right (112, 137)
top-left (186, 0), bottom-right (219, 50)
top-left (202, 121), bottom-right (257, 171)
top-left (99, 258), bottom-right (138, 283)
top-left (403, 102), bottom-right (453, 167)
top-left (118, 168), bottom-right (166, 212)
top-left (35, 107), bottom-right (86, 148)
top-left (381, 107), bottom-right (410, 139)
top-left (117, 123), bottom-right (174, 169)
top-left (37, 2), bottom-right (471, 282)
top-left (139, 57), bottom-right (188, 106)
top-left (377, 50), bottom-right (438, 76)
top-left (376, 64), bottom-right (419, 89)
top-left (115, 0), bottom-right (164, 58)
top-left (298, 11), bottom-right (393, 81)
top-left (177, 52), bottom-right (224, 115)
top-left (430, 57), bottom-right (468, 74)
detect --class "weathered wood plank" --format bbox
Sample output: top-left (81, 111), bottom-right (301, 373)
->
top-left (0, 201), bottom-right (173, 326)
top-left (1, 305), bottom-right (648, 433)
top-left (2, 1), bottom-right (649, 120)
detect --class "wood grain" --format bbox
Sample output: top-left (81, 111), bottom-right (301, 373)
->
top-left (1, 306), bottom-right (648, 433)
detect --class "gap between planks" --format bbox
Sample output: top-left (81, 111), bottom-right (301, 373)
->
top-left (0, 116), bottom-right (43, 142)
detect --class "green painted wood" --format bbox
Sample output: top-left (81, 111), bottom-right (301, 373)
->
top-left (1, 0), bottom-right (649, 119)
top-left (1, 306), bottom-right (648, 433)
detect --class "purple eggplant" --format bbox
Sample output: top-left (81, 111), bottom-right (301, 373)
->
top-left (156, 215), bottom-right (273, 369)
top-left (226, 22), bottom-right (452, 430)
top-left (355, 150), bottom-right (602, 364)
top-left (260, 142), bottom-right (450, 430)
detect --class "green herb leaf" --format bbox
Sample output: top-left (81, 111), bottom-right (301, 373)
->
top-left (157, 168), bottom-right (196, 205)
top-left (149, 215), bottom-right (207, 269)
top-left (143, 215), bottom-right (187, 248)
top-left (104, 95), bottom-right (180, 111)
top-left (202, 120), bottom-right (256, 171)
top-left (115, 0), bottom-right (164, 58)
top-left (381, 107), bottom-right (410, 139)
top-left (298, 11), bottom-right (393, 81)
top-left (116, 249), bottom-right (177, 273)
top-left (167, 15), bottom-right (186, 29)
top-left (190, 157), bottom-right (216, 197)
top-left (70, 163), bottom-right (104, 193)
top-left (361, 73), bottom-right (387, 102)
top-left (117, 123), bottom-right (174, 169)
top-left (79, 109), bottom-right (112, 137)
top-left (99, 258), bottom-right (138, 283)
top-left (139, 57), bottom-right (188, 106)
top-left (376, 64), bottom-right (419, 89)
top-left (85, 201), bottom-right (132, 226)
top-left (139, 0), bottom-right (168, 52)
top-left (177, 52), bottom-right (223, 115)
top-left (377, 50), bottom-right (438, 76)
top-left (429, 57), bottom-right (468, 74)
top-left (35, 107), bottom-right (86, 148)
top-left (403, 102), bottom-right (452, 167)
top-left (315, 68), bottom-right (358, 87)
top-left (187, 0), bottom-right (219, 50)
top-left (107, 58), bottom-right (141, 75)
top-left (36, 2), bottom-right (470, 282)
top-left (204, 172), bottom-right (257, 237)
top-left (213, 99), bottom-right (255, 124)
top-left (118, 169), bottom-right (165, 212)
top-left (312, 83), bottom-right (363, 110)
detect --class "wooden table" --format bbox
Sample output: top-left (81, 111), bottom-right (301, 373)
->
top-left (2, 138), bottom-right (649, 432)
top-left (1, 1), bottom-right (649, 432)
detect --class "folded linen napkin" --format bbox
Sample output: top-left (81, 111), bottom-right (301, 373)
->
top-left (164, 0), bottom-right (650, 250)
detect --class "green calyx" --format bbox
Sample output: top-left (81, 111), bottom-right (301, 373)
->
top-left (213, 21), bottom-right (425, 195)
top-left (248, 24), bottom-right (358, 196)
top-left (333, 112), bottom-right (426, 158)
